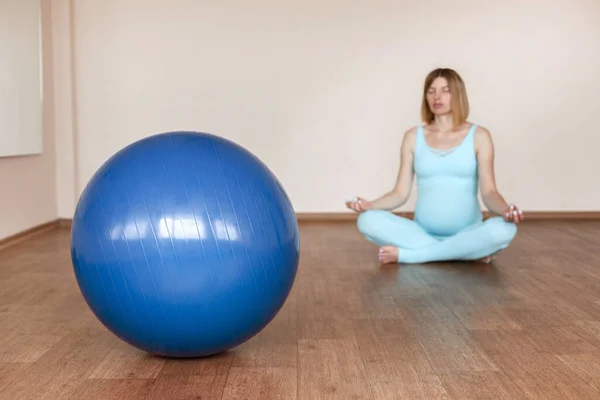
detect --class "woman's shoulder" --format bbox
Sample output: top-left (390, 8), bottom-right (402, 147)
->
top-left (401, 125), bottom-right (421, 144)
top-left (471, 123), bottom-right (493, 141)
top-left (470, 123), bottom-right (495, 151)
top-left (402, 125), bottom-right (421, 138)
top-left (397, 125), bottom-right (420, 153)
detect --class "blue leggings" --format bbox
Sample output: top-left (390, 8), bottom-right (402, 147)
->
top-left (356, 210), bottom-right (517, 263)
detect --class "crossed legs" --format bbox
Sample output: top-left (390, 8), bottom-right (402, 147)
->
top-left (356, 210), bottom-right (517, 264)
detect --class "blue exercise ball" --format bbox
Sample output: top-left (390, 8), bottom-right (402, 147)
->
top-left (70, 131), bottom-right (300, 358)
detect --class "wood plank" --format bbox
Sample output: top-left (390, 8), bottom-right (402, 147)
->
top-left (146, 374), bottom-right (228, 399)
top-left (437, 371), bottom-right (529, 399)
top-left (298, 338), bottom-right (373, 399)
top-left (67, 379), bottom-right (153, 400)
top-left (221, 367), bottom-right (297, 400)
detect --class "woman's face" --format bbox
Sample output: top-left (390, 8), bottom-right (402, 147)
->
top-left (426, 77), bottom-right (452, 115)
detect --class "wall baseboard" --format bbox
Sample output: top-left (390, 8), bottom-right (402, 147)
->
top-left (58, 218), bottom-right (72, 228)
top-left (1, 211), bottom-right (598, 252)
top-left (0, 220), bottom-right (61, 251)
top-left (296, 211), bottom-right (600, 222)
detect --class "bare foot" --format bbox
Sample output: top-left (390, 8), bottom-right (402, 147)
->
top-left (378, 246), bottom-right (399, 264)
top-left (475, 255), bottom-right (492, 264)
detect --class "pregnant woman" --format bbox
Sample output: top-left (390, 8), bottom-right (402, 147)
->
top-left (347, 68), bottom-right (522, 265)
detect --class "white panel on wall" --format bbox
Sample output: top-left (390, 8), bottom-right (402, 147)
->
top-left (0, 0), bottom-right (43, 157)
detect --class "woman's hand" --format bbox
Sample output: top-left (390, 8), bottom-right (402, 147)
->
top-left (504, 204), bottom-right (524, 223)
top-left (345, 197), bottom-right (373, 213)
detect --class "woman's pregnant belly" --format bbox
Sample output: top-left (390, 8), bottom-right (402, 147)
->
top-left (414, 180), bottom-right (483, 238)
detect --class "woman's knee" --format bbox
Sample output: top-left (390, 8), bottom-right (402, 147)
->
top-left (485, 216), bottom-right (518, 246)
top-left (356, 210), bottom-right (387, 236)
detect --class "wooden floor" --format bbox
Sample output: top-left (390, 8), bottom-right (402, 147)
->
top-left (0, 221), bottom-right (600, 399)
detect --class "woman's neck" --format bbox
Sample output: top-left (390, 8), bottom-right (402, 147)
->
top-left (432, 115), bottom-right (455, 132)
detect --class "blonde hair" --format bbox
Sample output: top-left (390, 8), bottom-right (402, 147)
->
top-left (421, 68), bottom-right (469, 129)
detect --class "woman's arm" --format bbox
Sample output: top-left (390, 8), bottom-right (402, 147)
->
top-left (347, 127), bottom-right (416, 212)
top-left (475, 126), bottom-right (523, 222)
top-left (371, 127), bottom-right (416, 210)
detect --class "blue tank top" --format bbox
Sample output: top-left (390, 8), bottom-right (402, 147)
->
top-left (413, 124), bottom-right (483, 237)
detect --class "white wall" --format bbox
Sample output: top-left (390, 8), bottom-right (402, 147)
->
top-left (51, 0), bottom-right (78, 219)
top-left (57, 0), bottom-right (600, 217)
